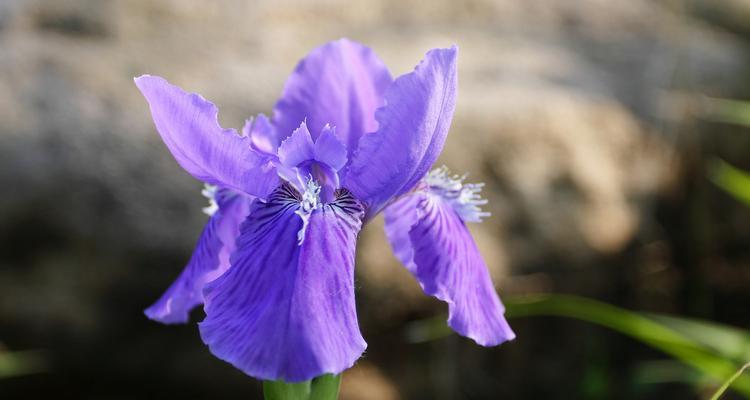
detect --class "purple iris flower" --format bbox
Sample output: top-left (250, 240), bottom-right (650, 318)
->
top-left (136, 39), bottom-right (514, 382)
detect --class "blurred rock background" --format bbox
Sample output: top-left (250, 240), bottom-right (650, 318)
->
top-left (1, 0), bottom-right (750, 399)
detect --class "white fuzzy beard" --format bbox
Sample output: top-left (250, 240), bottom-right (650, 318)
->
top-left (424, 166), bottom-right (490, 223)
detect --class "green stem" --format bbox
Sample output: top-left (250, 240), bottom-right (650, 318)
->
top-left (263, 374), bottom-right (341, 400)
top-left (710, 362), bottom-right (750, 400)
top-left (263, 380), bottom-right (310, 400)
top-left (309, 374), bottom-right (341, 400)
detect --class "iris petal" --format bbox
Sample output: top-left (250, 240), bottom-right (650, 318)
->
top-left (145, 190), bottom-right (253, 324)
top-left (199, 185), bottom-right (367, 382)
top-left (345, 47), bottom-right (458, 220)
top-left (242, 114), bottom-right (281, 157)
top-left (273, 38), bottom-right (392, 159)
top-left (135, 75), bottom-right (278, 197)
top-left (314, 125), bottom-right (347, 172)
top-left (277, 122), bottom-right (348, 202)
top-left (278, 121), bottom-right (316, 169)
top-left (383, 192), bottom-right (419, 273)
top-left (384, 193), bottom-right (515, 346)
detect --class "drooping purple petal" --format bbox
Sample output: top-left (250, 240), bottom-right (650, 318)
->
top-left (273, 38), bottom-right (392, 158)
top-left (199, 185), bottom-right (366, 382)
top-left (145, 190), bottom-right (253, 324)
top-left (344, 47), bottom-right (458, 219)
top-left (210, 190), bottom-right (254, 279)
top-left (135, 75), bottom-right (278, 197)
top-left (384, 193), bottom-right (515, 346)
top-left (383, 192), bottom-right (419, 273)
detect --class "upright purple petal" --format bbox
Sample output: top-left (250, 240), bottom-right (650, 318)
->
top-left (135, 75), bottom-right (278, 197)
top-left (145, 190), bottom-right (253, 324)
top-left (273, 38), bottom-right (392, 158)
top-left (384, 193), bottom-right (515, 346)
top-left (277, 122), bottom-right (348, 202)
top-left (242, 114), bottom-right (281, 157)
top-left (344, 47), bottom-right (458, 219)
top-left (278, 121), bottom-right (316, 168)
top-left (314, 125), bottom-right (347, 171)
top-left (199, 185), bottom-right (366, 382)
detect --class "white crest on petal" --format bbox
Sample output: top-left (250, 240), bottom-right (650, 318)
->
top-left (201, 184), bottom-right (219, 216)
top-left (295, 176), bottom-right (322, 245)
top-left (425, 166), bottom-right (490, 223)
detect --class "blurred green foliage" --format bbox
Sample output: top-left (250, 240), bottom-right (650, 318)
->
top-left (0, 349), bottom-right (47, 379)
top-left (703, 97), bottom-right (750, 208)
top-left (711, 363), bottom-right (750, 400)
top-left (699, 96), bottom-right (750, 398)
top-left (703, 98), bottom-right (750, 128)
top-left (406, 294), bottom-right (750, 398)
top-left (709, 159), bottom-right (750, 207)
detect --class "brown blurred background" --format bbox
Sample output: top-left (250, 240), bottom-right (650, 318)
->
top-left (1, 0), bottom-right (750, 398)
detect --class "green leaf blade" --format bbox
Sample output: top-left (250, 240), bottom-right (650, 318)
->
top-left (709, 159), bottom-right (750, 207)
top-left (505, 294), bottom-right (750, 397)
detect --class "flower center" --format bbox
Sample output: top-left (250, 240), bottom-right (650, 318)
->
top-left (275, 121), bottom-right (347, 205)
top-left (425, 166), bottom-right (490, 223)
top-left (298, 177), bottom-right (322, 213)
top-left (298, 160), bottom-right (339, 203)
